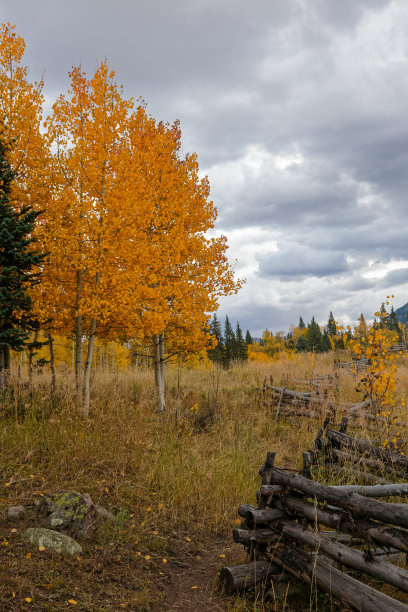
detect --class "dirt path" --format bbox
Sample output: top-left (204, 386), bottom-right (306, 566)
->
top-left (157, 538), bottom-right (241, 611)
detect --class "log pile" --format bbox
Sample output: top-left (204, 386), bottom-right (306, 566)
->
top-left (334, 358), bottom-right (370, 372)
top-left (221, 452), bottom-right (408, 610)
top-left (261, 376), bottom-right (373, 423)
top-left (309, 417), bottom-right (408, 484)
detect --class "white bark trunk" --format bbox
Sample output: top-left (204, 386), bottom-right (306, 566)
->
top-left (153, 334), bottom-right (165, 412)
top-left (83, 318), bottom-right (97, 417)
top-left (75, 269), bottom-right (83, 405)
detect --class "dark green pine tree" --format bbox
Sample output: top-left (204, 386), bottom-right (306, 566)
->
top-left (235, 322), bottom-right (248, 360)
top-left (322, 329), bottom-right (331, 352)
top-left (245, 329), bottom-right (253, 345)
top-left (387, 306), bottom-right (401, 340)
top-left (207, 313), bottom-right (225, 363)
top-left (295, 335), bottom-right (309, 352)
top-left (224, 316), bottom-right (236, 363)
top-left (379, 302), bottom-right (388, 329)
top-left (0, 138), bottom-right (45, 386)
top-left (327, 311), bottom-right (337, 337)
top-left (298, 316), bottom-right (305, 329)
top-left (307, 317), bottom-right (323, 352)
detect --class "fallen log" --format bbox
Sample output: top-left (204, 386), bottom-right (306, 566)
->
top-left (262, 470), bottom-right (408, 527)
top-left (219, 559), bottom-right (282, 594)
top-left (275, 520), bottom-right (408, 593)
top-left (266, 542), bottom-right (408, 612)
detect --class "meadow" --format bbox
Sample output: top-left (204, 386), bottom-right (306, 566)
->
top-left (0, 352), bottom-right (407, 611)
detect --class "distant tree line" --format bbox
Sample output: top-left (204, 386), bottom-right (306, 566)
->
top-left (207, 314), bottom-right (251, 365)
top-left (208, 303), bottom-right (405, 364)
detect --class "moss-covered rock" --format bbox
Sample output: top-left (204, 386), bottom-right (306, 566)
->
top-left (23, 527), bottom-right (82, 555)
top-left (37, 491), bottom-right (96, 539)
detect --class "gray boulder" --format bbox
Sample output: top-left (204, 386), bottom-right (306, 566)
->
top-left (23, 527), bottom-right (82, 555)
top-left (6, 505), bottom-right (25, 521)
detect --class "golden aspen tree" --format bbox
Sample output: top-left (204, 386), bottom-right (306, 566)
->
top-left (104, 111), bottom-right (242, 411)
top-left (0, 24), bottom-right (49, 212)
top-left (39, 62), bottom-right (143, 413)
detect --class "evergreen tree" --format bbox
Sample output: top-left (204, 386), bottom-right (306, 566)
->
top-left (295, 335), bottom-right (309, 352)
top-left (298, 316), bottom-right (305, 329)
top-left (379, 302), bottom-right (388, 329)
top-left (0, 138), bottom-right (45, 386)
top-left (224, 316), bottom-right (236, 363)
top-left (236, 322), bottom-right (248, 360)
top-left (245, 329), bottom-right (253, 345)
top-left (387, 306), bottom-right (399, 332)
top-left (207, 313), bottom-right (225, 363)
top-left (327, 311), bottom-right (336, 337)
top-left (322, 329), bottom-right (331, 352)
top-left (307, 317), bottom-right (323, 352)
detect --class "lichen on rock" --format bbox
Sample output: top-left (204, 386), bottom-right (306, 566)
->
top-left (37, 491), bottom-right (97, 539)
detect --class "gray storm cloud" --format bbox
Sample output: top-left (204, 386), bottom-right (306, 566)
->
top-left (1, 0), bottom-right (408, 334)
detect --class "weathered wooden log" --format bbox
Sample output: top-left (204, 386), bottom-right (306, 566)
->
top-left (272, 407), bottom-right (321, 419)
top-left (272, 494), bottom-right (408, 552)
top-left (238, 504), bottom-right (257, 518)
top-left (219, 560), bottom-right (282, 594)
top-left (302, 451), bottom-right (312, 479)
top-left (245, 507), bottom-right (287, 530)
top-left (266, 542), bottom-right (408, 612)
top-left (328, 464), bottom-right (391, 485)
top-left (263, 469), bottom-right (408, 527)
top-left (269, 386), bottom-right (312, 398)
top-left (332, 483), bottom-right (408, 497)
top-left (275, 520), bottom-right (408, 593)
top-left (330, 447), bottom-right (408, 477)
top-left (233, 528), bottom-right (279, 546)
top-left (326, 429), bottom-right (408, 470)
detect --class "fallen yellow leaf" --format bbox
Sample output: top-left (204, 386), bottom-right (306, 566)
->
top-left (38, 546), bottom-right (46, 551)
top-left (25, 597), bottom-right (32, 602)
top-left (68, 600), bottom-right (78, 605)
top-left (26, 552), bottom-right (31, 559)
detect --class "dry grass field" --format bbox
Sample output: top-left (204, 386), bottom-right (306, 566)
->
top-left (0, 352), bottom-right (407, 611)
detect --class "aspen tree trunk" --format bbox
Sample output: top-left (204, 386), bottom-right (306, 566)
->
top-left (47, 331), bottom-right (56, 397)
top-left (83, 318), bottom-right (97, 417)
top-left (159, 331), bottom-right (165, 394)
top-left (153, 334), bottom-right (165, 412)
top-left (75, 269), bottom-right (83, 405)
top-left (82, 257), bottom-right (101, 416)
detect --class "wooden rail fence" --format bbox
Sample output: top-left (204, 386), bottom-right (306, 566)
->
top-left (308, 417), bottom-right (408, 484)
top-left (261, 377), bottom-right (374, 423)
top-left (221, 451), bottom-right (408, 611)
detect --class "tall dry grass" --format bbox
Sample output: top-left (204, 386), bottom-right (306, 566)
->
top-left (0, 352), bottom-right (407, 610)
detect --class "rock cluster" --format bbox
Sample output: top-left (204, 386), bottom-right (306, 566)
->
top-left (6, 491), bottom-right (114, 555)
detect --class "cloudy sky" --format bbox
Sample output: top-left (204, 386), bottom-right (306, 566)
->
top-left (2, 0), bottom-right (408, 335)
